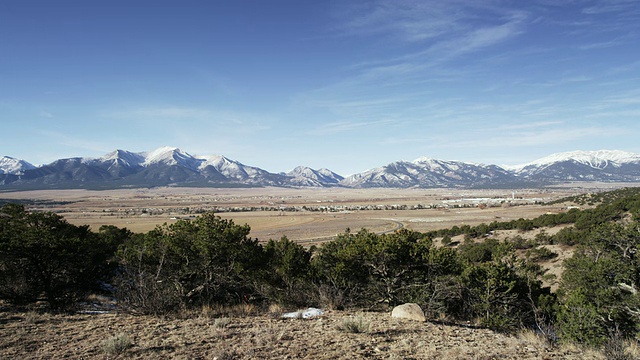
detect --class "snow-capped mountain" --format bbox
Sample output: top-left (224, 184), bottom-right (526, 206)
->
top-left (0, 147), bottom-right (326, 189)
top-left (0, 156), bottom-right (35, 175)
top-left (340, 157), bottom-right (514, 188)
top-left (507, 150), bottom-right (640, 182)
top-left (286, 166), bottom-right (344, 187)
top-left (140, 146), bottom-right (203, 171)
top-left (2, 148), bottom-right (640, 190)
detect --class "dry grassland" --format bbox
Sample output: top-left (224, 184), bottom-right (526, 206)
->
top-left (0, 186), bottom-right (598, 244)
top-left (0, 307), bottom-right (603, 359)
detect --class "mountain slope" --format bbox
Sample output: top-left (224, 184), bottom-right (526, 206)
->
top-left (340, 158), bottom-right (515, 188)
top-left (286, 166), bottom-right (344, 187)
top-left (0, 156), bottom-right (35, 175)
top-left (508, 150), bottom-right (640, 182)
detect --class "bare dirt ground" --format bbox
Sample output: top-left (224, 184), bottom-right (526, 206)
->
top-left (0, 185), bottom-right (607, 243)
top-left (0, 307), bottom-right (602, 359)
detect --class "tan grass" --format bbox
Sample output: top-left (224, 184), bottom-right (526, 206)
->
top-left (213, 317), bottom-right (231, 329)
top-left (0, 310), bottom-right (598, 359)
top-left (337, 315), bottom-right (369, 333)
top-left (101, 332), bottom-right (132, 356)
top-left (517, 328), bottom-right (550, 348)
top-left (624, 339), bottom-right (640, 358)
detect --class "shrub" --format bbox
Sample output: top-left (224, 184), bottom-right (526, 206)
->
top-left (115, 213), bottom-right (265, 314)
top-left (0, 204), bottom-right (121, 310)
top-left (101, 333), bottom-right (132, 356)
top-left (260, 236), bottom-right (313, 306)
top-left (525, 247), bottom-right (558, 262)
top-left (338, 316), bottom-right (369, 333)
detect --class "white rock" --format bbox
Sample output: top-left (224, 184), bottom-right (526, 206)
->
top-left (282, 307), bottom-right (324, 319)
top-left (391, 303), bottom-right (426, 322)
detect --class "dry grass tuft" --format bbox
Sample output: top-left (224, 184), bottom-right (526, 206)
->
top-left (23, 311), bottom-right (40, 324)
top-left (199, 303), bottom-right (257, 318)
top-left (252, 322), bottom-right (289, 347)
top-left (267, 303), bottom-right (285, 317)
top-left (101, 332), bottom-right (132, 356)
top-left (624, 339), bottom-right (640, 358)
top-left (213, 317), bottom-right (231, 329)
top-left (337, 316), bottom-right (369, 333)
top-left (517, 329), bottom-right (550, 348)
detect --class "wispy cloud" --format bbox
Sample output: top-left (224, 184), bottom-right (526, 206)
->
top-left (105, 106), bottom-right (271, 133)
top-left (128, 107), bottom-right (213, 119)
top-left (499, 121), bottom-right (564, 130)
top-left (408, 125), bottom-right (626, 152)
top-left (311, 119), bottom-right (396, 135)
top-left (578, 37), bottom-right (627, 50)
top-left (34, 129), bottom-right (110, 156)
top-left (582, 0), bottom-right (639, 15)
top-left (38, 111), bottom-right (54, 118)
top-left (301, 1), bottom-right (530, 122)
top-left (336, 1), bottom-right (466, 43)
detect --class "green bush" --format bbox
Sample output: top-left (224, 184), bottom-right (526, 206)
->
top-left (115, 212), bottom-right (264, 314)
top-left (0, 204), bottom-right (121, 310)
top-left (260, 236), bottom-right (313, 306)
top-left (525, 247), bottom-right (557, 262)
top-left (311, 228), bottom-right (431, 308)
top-left (556, 221), bottom-right (640, 346)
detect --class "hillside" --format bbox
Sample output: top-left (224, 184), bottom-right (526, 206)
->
top-left (0, 307), bottom-right (601, 359)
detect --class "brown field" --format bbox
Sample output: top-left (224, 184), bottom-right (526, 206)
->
top-left (0, 184), bottom-right (615, 243)
top-left (0, 307), bottom-right (606, 359)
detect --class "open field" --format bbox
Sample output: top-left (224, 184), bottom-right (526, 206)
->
top-left (0, 184), bottom-right (629, 243)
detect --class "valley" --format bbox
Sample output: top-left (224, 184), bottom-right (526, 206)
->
top-left (0, 183), bottom-right (627, 243)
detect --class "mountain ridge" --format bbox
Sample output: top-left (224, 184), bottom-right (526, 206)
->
top-left (2, 148), bottom-right (640, 190)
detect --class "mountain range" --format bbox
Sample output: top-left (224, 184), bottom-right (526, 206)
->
top-left (2, 147), bottom-right (640, 190)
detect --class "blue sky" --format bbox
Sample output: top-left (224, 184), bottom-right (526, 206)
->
top-left (1, 0), bottom-right (639, 176)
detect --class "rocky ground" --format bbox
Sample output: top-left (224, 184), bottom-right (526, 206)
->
top-left (0, 306), bottom-right (610, 359)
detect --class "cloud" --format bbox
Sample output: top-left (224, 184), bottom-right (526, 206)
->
top-left (35, 129), bottom-right (110, 155)
top-left (578, 38), bottom-right (626, 50)
top-left (105, 106), bottom-right (272, 133)
top-left (582, 0), bottom-right (639, 14)
top-left (307, 2), bottom-right (529, 114)
top-left (499, 121), bottom-right (564, 130)
top-left (118, 107), bottom-right (213, 119)
top-left (399, 125), bottom-right (627, 153)
top-left (311, 119), bottom-right (396, 135)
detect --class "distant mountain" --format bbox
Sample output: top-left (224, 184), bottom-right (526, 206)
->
top-left (2, 148), bottom-right (640, 190)
top-left (0, 147), bottom-right (335, 189)
top-left (507, 150), bottom-right (640, 182)
top-left (286, 166), bottom-right (344, 187)
top-left (0, 156), bottom-right (35, 175)
top-left (340, 157), bottom-right (515, 188)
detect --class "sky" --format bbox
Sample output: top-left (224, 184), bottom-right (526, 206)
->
top-left (1, 0), bottom-right (639, 176)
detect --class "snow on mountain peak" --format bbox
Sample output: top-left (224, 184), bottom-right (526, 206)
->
top-left (0, 156), bottom-right (36, 175)
top-left (509, 150), bottom-right (640, 172)
top-left (143, 146), bottom-right (186, 164)
top-left (100, 149), bottom-right (145, 166)
top-left (412, 156), bottom-right (480, 166)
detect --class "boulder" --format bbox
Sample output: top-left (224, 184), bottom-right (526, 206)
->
top-left (391, 303), bottom-right (426, 322)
